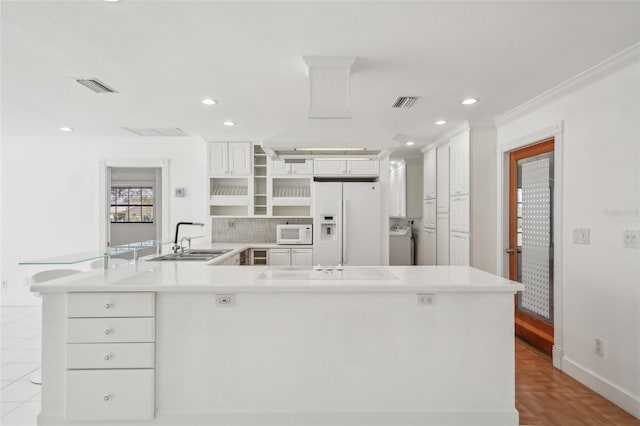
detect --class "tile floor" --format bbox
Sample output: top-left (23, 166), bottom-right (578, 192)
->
top-left (1, 306), bottom-right (41, 426)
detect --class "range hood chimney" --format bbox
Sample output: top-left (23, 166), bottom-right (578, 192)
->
top-left (263, 56), bottom-right (398, 161)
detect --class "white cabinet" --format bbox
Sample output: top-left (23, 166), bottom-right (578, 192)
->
top-left (269, 248), bottom-right (292, 266)
top-left (450, 231), bottom-right (470, 266)
top-left (389, 163), bottom-right (406, 217)
top-left (436, 214), bottom-right (449, 265)
top-left (313, 160), bottom-right (379, 176)
top-left (269, 248), bottom-right (313, 266)
top-left (423, 148), bottom-right (437, 199)
top-left (347, 160), bottom-right (379, 176)
top-left (436, 144), bottom-right (449, 213)
top-left (208, 142), bottom-right (251, 176)
top-left (450, 195), bottom-right (470, 233)
top-left (65, 292), bottom-right (156, 422)
top-left (449, 134), bottom-right (470, 196)
top-left (423, 199), bottom-right (436, 228)
top-left (268, 159), bottom-right (314, 175)
top-left (422, 227), bottom-right (436, 265)
top-left (291, 248), bottom-right (313, 266)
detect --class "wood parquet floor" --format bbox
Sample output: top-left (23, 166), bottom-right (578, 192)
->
top-left (515, 339), bottom-right (640, 425)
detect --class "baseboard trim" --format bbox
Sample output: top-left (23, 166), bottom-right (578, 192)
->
top-left (38, 410), bottom-right (520, 426)
top-left (562, 356), bottom-right (640, 419)
top-left (552, 345), bottom-right (563, 369)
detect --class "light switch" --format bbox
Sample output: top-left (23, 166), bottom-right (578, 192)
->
top-left (573, 228), bottom-right (590, 245)
top-left (623, 230), bottom-right (640, 249)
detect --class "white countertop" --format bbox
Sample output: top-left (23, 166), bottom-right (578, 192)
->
top-left (168, 242), bottom-right (314, 265)
top-left (31, 258), bottom-right (524, 294)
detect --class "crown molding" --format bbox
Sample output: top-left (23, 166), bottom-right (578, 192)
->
top-left (494, 42), bottom-right (640, 127)
top-left (420, 121), bottom-right (470, 153)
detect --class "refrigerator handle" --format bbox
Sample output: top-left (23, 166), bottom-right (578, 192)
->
top-left (342, 199), bottom-right (348, 264)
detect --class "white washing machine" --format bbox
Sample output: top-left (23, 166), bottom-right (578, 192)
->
top-left (389, 225), bottom-right (413, 265)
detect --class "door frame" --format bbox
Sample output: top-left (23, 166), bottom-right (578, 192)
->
top-left (497, 122), bottom-right (564, 369)
top-left (98, 159), bottom-right (170, 252)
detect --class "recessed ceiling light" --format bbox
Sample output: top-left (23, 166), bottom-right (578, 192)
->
top-left (104, 0), bottom-right (120, 3)
top-left (435, 120), bottom-right (447, 125)
top-left (461, 98), bottom-right (478, 105)
top-left (223, 121), bottom-right (236, 127)
top-left (201, 98), bottom-right (217, 106)
top-left (390, 161), bottom-right (397, 165)
top-left (59, 126), bottom-right (74, 132)
top-left (405, 141), bottom-right (415, 146)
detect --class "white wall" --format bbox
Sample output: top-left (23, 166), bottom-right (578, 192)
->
top-left (497, 62), bottom-right (640, 416)
top-left (0, 136), bottom-right (207, 305)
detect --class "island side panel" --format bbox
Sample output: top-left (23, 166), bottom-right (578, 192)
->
top-left (155, 291), bottom-right (517, 424)
top-left (40, 294), bottom-right (67, 421)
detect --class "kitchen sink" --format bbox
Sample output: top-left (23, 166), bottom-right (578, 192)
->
top-left (150, 248), bottom-right (233, 262)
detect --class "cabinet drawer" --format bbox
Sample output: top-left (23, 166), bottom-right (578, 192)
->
top-left (67, 343), bottom-right (155, 369)
top-left (67, 318), bottom-right (155, 343)
top-left (68, 292), bottom-right (155, 318)
top-left (66, 369), bottom-right (154, 421)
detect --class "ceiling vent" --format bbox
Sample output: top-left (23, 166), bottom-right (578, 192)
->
top-left (121, 127), bottom-right (188, 137)
top-left (76, 78), bottom-right (118, 93)
top-left (392, 96), bottom-right (417, 108)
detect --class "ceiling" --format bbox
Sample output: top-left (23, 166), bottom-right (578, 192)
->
top-left (2, 1), bottom-right (639, 157)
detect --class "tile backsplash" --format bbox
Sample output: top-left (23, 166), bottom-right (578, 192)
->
top-left (212, 218), bottom-right (312, 243)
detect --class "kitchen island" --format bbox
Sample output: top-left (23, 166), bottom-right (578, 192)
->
top-left (32, 263), bottom-right (524, 426)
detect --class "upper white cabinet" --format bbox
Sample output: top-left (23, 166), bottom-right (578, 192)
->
top-left (313, 160), bottom-right (379, 177)
top-left (436, 144), bottom-right (450, 213)
top-left (423, 148), bottom-right (437, 199)
top-left (389, 163), bottom-right (407, 218)
top-left (208, 142), bottom-right (251, 176)
top-left (268, 159), bottom-right (314, 176)
top-left (449, 132), bottom-right (470, 196)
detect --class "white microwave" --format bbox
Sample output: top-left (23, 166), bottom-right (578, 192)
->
top-left (276, 224), bottom-right (312, 245)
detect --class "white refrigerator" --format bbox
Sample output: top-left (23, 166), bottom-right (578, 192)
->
top-left (313, 181), bottom-right (382, 266)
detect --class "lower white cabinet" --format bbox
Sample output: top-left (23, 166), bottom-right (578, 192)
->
top-left (269, 248), bottom-right (313, 266)
top-left (422, 228), bottom-right (436, 265)
top-left (450, 195), bottom-right (470, 232)
top-left (65, 292), bottom-right (156, 422)
top-left (450, 232), bottom-right (470, 266)
top-left (65, 369), bottom-right (154, 421)
top-left (436, 215), bottom-right (449, 265)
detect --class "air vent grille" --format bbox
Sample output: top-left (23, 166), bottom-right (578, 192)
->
top-left (392, 96), bottom-right (417, 108)
top-left (76, 78), bottom-right (118, 93)
top-left (122, 127), bottom-right (188, 137)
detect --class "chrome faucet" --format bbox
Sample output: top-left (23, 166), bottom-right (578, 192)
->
top-left (173, 222), bottom-right (204, 253)
top-left (179, 237), bottom-right (192, 255)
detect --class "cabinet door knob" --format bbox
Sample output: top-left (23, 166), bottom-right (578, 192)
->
top-left (103, 394), bottom-right (111, 401)
top-left (104, 354), bottom-right (111, 360)
top-left (104, 329), bottom-right (111, 335)
top-left (104, 303), bottom-right (111, 309)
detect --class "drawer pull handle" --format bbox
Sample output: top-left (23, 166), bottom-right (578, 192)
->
top-left (104, 354), bottom-right (111, 360)
top-left (103, 394), bottom-right (111, 402)
top-left (104, 303), bottom-right (111, 309)
top-left (104, 329), bottom-right (111, 335)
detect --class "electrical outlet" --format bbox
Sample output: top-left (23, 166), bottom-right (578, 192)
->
top-left (215, 294), bottom-right (236, 307)
top-left (594, 338), bottom-right (604, 357)
top-left (623, 230), bottom-right (640, 249)
top-left (573, 228), bottom-right (590, 245)
top-left (417, 294), bottom-right (436, 306)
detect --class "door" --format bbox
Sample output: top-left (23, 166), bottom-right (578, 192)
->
top-left (208, 143), bottom-right (228, 175)
top-left (291, 249), bottom-right (313, 266)
top-left (436, 214), bottom-right (449, 265)
top-left (313, 160), bottom-right (345, 176)
top-left (422, 227), bottom-right (436, 265)
top-left (268, 158), bottom-right (290, 175)
top-left (423, 148), bottom-right (437, 199)
top-left (228, 143), bottom-right (251, 175)
top-left (269, 249), bottom-right (291, 266)
top-left (509, 138), bottom-right (554, 355)
top-left (346, 160), bottom-right (380, 176)
top-left (436, 144), bottom-right (449, 213)
top-left (343, 182), bottom-right (381, 265)
top-left (450, 231), bottom-right (470, 266)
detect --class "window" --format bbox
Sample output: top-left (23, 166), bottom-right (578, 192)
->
top-left (110, 187), bottom-right (154, 223)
